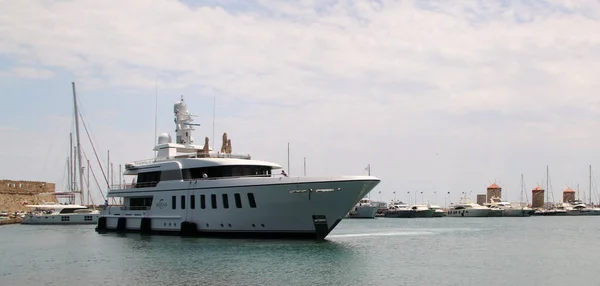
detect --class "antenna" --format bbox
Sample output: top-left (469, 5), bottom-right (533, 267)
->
top-left (154, 78), bottom-right (158, 156)
top-left (303, 157), bottom-right (306, 176)
top-left (212, 92), bottom-right (216, 150)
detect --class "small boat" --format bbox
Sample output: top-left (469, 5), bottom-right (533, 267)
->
top-left (446, 203), bottom-right (491, 217)
top-left (484, 197), bottom-right (533, 217)
top-left (411, 204), bottom-right (434, 218)
top-left (346, 199), bottom-right (378, 218)
top-left (428, 204), bottom-right (445, 217)
top-left (384, 201), bottom-right (415, 218)
top-left (21, 202), bottom-right (100, 225)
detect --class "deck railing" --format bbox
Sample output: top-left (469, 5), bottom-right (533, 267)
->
top-left (110, 182), bottom-right (158, 190)
top-left (126, 153), bottom-right (252, 168)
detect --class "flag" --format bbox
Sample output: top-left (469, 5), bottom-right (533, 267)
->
top-left (393, 191), bottom-right (396, 194)
top-left (378, 191), bottom-right (381, 194)
top-left (364, 164), bottom-right (370, 171)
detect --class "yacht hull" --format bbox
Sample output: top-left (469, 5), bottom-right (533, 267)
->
top-left (21, 213), bottom-right (100, 225)
top-left (414, 209), bottom-right (434, 218)
top-left (96, 176), bottom-right (380, 240)
top-left (565, 209), bottom-right (600, 216)
top-left (503, 208), bottom-right (532, 217)
top-left (384, 210), bottom-right (416, 218)
top-left (533, 210), bottom-right (568, 216)
top-left (432, 210), bottom-right (445, 217)
top-left (446, 209), bottom-right (490, 217)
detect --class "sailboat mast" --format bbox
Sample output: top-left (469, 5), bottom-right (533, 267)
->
top-left (72, 82), bottom-right (85, 206)
top-left (107, 150), bottom-right (111, 191)
top-left (66, 157), bottom-right (71, 192)
top-left (546, 165), bottom-right (549, 209)
top-left (87, 159), bottom-right (91, 206)
top-left (520, 174), bottom-right (523, 204)
top-left (69, 133), bottom-right (73, 192)
top-left (590, 165), bottom-right (592, 206)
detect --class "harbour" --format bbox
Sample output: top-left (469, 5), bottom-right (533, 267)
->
top-left (2, 216), bottom-right (600, 286)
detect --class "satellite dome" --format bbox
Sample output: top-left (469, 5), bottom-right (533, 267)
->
top-left (158, 133), bottom-right (172, 144)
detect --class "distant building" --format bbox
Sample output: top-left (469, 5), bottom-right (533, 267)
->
top-left (476, 194), bottom-right (487, 205)
top-left (563, 187), bottom-right (576, 203)
top-left (487, 183), bottom-right (502, 200)
top-left (532, 186), bottom-right (545, 209)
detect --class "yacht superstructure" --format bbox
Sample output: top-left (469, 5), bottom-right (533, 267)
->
top-left (95, 98), bottom-right (380, 240)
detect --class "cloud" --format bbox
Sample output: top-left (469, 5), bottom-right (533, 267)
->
top-left (1, 0), bottom-right (600, 205)
top-left (0, 66), bottom-right (54, 79)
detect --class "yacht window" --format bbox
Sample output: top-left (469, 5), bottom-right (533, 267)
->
top-left (61, 216), bottom-right (70, 222)
top-left (211, 194), bottom-right (217, 209)
top-left (200, 195), bottom-right (206, 209)
top-left (191, 195), bottom-right (196, 209)
top-left (84, 216), bottom-right (93, 221)
top-left (161, 169), bottom-right (183, 181)
top-left (129, 197), bottom-right (153, 210)
top-left (172, 196), bottom-right (176, 209)
top-left (136, 171), bottom-right (161, 188)
top-left (247, 193), bottom-right (257, 208)
top-left (186, 165), bottom-right (273, 179)
top-left (234, 193), bottom-right (242, 208)
top-left (182, 169), bottom-right (192, 180)
top-left (222, 194), bottom-right (229, 209)
top-left (181, 195), bottom-right (186, 209)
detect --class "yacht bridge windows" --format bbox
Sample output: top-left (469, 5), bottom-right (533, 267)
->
top-left (119, 164), bottom-right (273, 189)
top-left (183, 165), bottom-right (272, 180)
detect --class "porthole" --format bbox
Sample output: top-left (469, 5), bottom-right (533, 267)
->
top-left (261, 224), bottom-right (265, 227)
top-left (252, 224), bottom-right (255, 227)
top-left (164, 223), bottom-right (166, 226)
top-left (206, 224), bottom-right (209, 227)
top-left (220, 223), bottom-right (224, 227)
top-left (228, 224), bottom-right (231, 227)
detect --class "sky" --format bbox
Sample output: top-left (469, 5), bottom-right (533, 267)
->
top-left (1, 0), bottom-right (600, 207)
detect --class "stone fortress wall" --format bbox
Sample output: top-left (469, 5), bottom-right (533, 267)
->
top-left (0, 180), bottom-right (57, 213)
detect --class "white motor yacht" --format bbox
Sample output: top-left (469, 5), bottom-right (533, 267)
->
top-left (446, 203), bottom-right (491, 217)
top-left (484, 197), bottom-right (533, 217)
top-left (428, 204), bottom-right (445, 217)
top-left (346, 198), bottom-right (378, 218)
top-left (384, 200), bottom-right (415, 218)
top-left (95, 97), bottom-right (380, 240)
top-left (21, 202), bottom-right (100, 224)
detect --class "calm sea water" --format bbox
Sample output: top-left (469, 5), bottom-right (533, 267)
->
top-left (1, 217), bottom-right (599, 286)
